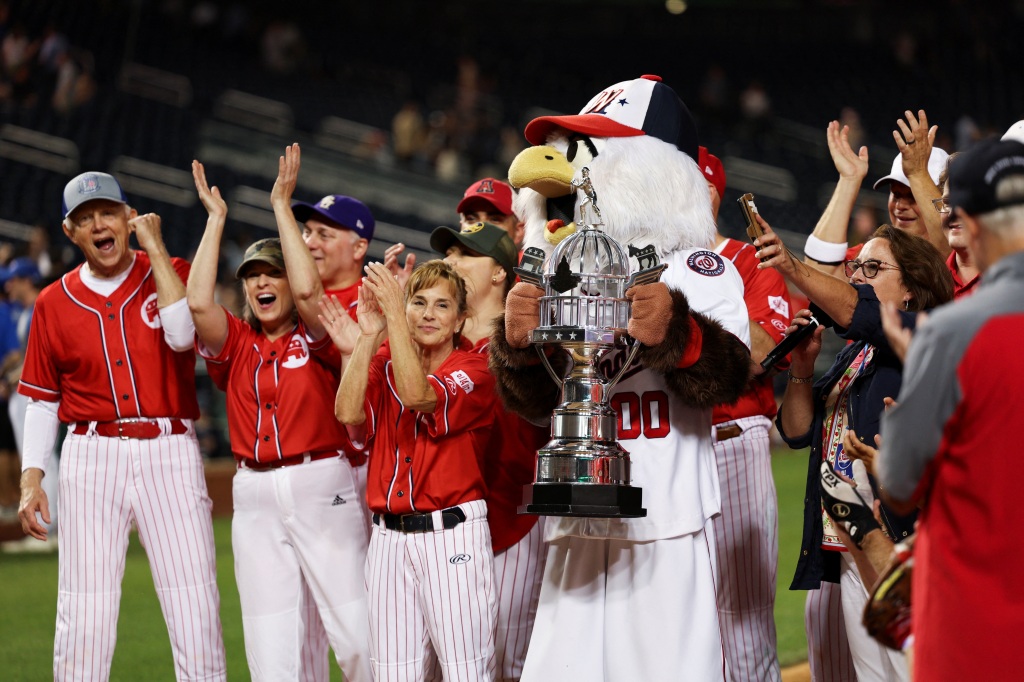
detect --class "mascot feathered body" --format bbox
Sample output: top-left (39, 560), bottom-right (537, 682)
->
top-left (489, 75), bottom-right (751, 681)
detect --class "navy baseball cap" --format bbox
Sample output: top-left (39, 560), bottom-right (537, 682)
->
top-left (62, 172), bottom-right (128, 218)
top-left (948, 138), bottom-right (1024, 216)
top-left (0, 257), bottom-right (42, 285)
top-left (524, 75), bottom-right (700, 160)
top-left (430, 222), bottom-right (518, 275)
top-left (291, 195), bottom-right (375, 241)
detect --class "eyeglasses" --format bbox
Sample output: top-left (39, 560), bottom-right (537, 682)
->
top-left (932, 197), bottom-right (952, 214)
top-left (843, 259), bottom-right (901, 278)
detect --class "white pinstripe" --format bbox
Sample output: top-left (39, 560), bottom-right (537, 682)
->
top-left (805, 581), bottom-right (856, 682)
top-left (54, 430), bottom-right (225, 682)
top-left (492, 519), bottom-right (545, 681)
top-left (366, 499), bottom-right (496, 682)
top-left (712, 416), bottom-right (781, 682)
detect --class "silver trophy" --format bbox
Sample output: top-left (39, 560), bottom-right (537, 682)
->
top-left (515, 168), bottom-right (666, 518)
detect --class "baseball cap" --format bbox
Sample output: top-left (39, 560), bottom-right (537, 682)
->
top-left (456, 178), bottom-right (514, 216)
top-left (430, 222), bottom-right (518, 275)
top-left (524, 74), bottom-right (699, 160)
top-left (698, 146), bottom-right (726, 199)
top-left (948, 138), bottom-right (1024, 216)
top-left (62, 172), bottom-right (127, 218)
top-left (872, 147), bottom-right (949, 190)
top-left (1002, 120), bottom-right (1024, 144)
top-left (291, 195), bottom-right (375, 241)
top-left (235, 238), bottom-right (285, 279)
top-left (0, 257), bottom-right (42, 285)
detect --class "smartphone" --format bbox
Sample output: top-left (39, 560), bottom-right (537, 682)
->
top-left (738, 193), bottom-right (763, 244)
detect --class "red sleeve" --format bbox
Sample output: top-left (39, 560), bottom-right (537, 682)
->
top-left (424, 354), bottom-right (497, 438)
top-left (741, 259), bottom-right (793, 344)
top-left (362, 353), bottom-right (389, 445)
top-left (171, 257), bottom-right (191, 285)
top-left (197, 309), bottom-right (245, 392)
top-left (18, 292), bottom-right (61, 402)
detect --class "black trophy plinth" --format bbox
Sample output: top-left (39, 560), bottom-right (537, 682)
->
top-left (519, 482), bottom-right (647, 518)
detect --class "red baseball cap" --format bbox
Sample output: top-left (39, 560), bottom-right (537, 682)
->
top-left (698, 146), bottom-right (726, 199)
top-left (457, 178), bottom-right (514, 216)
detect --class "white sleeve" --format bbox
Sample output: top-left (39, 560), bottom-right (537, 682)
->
top-left (160, 297), bottom-right (197, 352)
top-left (803, 234), bottom-right (849, 264)
top-left (21, 398), bottom-right (60, 475)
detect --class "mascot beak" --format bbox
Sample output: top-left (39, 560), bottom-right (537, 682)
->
top-left (509, 145), bottom-right (575, 198)
top-left (509, 145), bottom-right (580, 246)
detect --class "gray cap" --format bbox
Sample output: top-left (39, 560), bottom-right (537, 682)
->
top-left (62, 172), bottom-right (128, 218)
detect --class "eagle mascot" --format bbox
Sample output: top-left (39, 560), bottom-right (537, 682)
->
top-left (489, 75), bottom-right (752, 681)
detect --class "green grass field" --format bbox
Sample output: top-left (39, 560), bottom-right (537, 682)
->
top-left (0, 449), bottom-right (810, 680)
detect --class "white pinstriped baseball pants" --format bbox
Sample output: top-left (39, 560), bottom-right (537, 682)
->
top-left (366, 498), bottom-right (496, 682)
top-left (712, 416), bottom-right (781, 682)
top-left (232, 456), bottom-right (371, 682)
top-left (55, 429), bottom-right (225, 682)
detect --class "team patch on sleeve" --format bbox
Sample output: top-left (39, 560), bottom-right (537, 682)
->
top-left (444, 369), bottom-right (475, 395)
top-left (686, 250), bottom-right (726, 277)
top-left (768, 295), bottom-right (790, 318)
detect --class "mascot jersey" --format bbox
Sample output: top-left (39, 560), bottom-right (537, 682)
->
top-left (547, 247), bottom-right (749, 543)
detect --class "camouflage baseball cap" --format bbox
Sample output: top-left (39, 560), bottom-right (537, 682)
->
top-left (430, 222), bottom-right (518, 275)
top-left (235, 238), bottom-right (285, 278)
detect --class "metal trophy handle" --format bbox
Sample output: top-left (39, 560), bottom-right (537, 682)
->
top-left (516, 168), bottom-right (666, 518)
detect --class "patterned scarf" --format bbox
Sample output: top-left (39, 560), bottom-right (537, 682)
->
top-left (820, 344), bottom-right (875, 550)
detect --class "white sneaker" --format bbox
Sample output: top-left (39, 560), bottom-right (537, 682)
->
top-left (1, 535), bottom-right (58, 554)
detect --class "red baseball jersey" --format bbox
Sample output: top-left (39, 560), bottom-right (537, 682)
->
top-left (18, 253), bottom-right (200, 421)
top-left (713, 238), bottom-right (792, 423)
top-left (363, 344), bottom-right (497, 514)
top-left (472, 337), bottom-right (547, 552)
top-left (202, 313), bottom-right (350, 462)
top-left (325, 282), bottom-right (360, 321)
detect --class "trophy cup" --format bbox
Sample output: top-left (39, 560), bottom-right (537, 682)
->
top-left (515, 168), bottom-right (666, 518)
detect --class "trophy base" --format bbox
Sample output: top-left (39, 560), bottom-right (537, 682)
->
top-left (519, 483), bottom-right (647, 518)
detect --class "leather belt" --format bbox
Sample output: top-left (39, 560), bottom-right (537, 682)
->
top-left (238, 450), bottom-right (341, 471)
top-left (715, 423), bottom-right (744, 442)
top-left (373, 506), bottom-right (466, 533)
top-left (72, 418), bottom-right (189, 440)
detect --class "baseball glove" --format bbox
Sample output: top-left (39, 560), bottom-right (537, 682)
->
top-left (863, 535), bottom-right (915, 651)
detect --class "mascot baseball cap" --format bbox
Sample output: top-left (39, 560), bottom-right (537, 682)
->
top-left (948, 138), bottom-right (1024, 216)
top-left (236, 238), bottom-right (286, 279)
top-left (62, 172), bottom-right (128, 218)
top-left (873, 147), bottom-right (949, 190)
top-left (698, 146), bottom-right (726, 198)
top-left (524, 74), bottom-right (699, 160)
top-left (291, 195), bottom-right (375, 241)
top-left (430, 222), bottom-right (518, 275)
top-left (457, 178), bottom-right (514, 216)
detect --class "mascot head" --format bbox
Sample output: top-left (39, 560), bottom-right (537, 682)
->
top-left (509, 75), bottom-right (717, 259)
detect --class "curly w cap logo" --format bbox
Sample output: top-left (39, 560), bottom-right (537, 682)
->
top-left (443, 370), bottom-right (475, 395)
top-left (686, 250), bottom-right (725, 277)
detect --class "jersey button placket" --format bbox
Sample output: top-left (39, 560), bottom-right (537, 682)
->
top-left (255, 345), bottom-right (281, 460)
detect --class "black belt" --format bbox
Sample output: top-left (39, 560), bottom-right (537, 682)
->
top-left (372, 506), bottom-right (466, 533)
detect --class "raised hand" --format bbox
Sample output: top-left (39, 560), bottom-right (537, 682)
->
top-left (319, 294), bottom-right (364, 352)
top-left (362, 262), bottom-right (406, 325)
top-left (270, 143), bottom-right (301, 208)
top-left (894, 109), bottom-right (937, 180)
top-left (826, 120), bottom-right (869, 181)
top-left (383, 242), bottom-right (416, 291)
top-left (128, 213), bottom-right (165, 253)
top-left (192, 160), bottom-right (227, 220)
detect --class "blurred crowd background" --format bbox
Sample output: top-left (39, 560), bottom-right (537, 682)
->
top-left (0, 0), bottom-right (1021, 459)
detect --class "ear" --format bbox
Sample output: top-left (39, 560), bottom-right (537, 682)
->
top-left (127, 206), bottom-right (138, 220)
top-left (512, 220), bottom-right (525, 247)
top-left (492, 264), bottom-right (508, 285)
top-left (61, 219), bottom-right (74, 241)
top-left (353, 238), bottom-right (369, 260)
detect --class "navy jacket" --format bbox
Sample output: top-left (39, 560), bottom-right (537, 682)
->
top-left (777, 284), bottom-right (917, 590)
